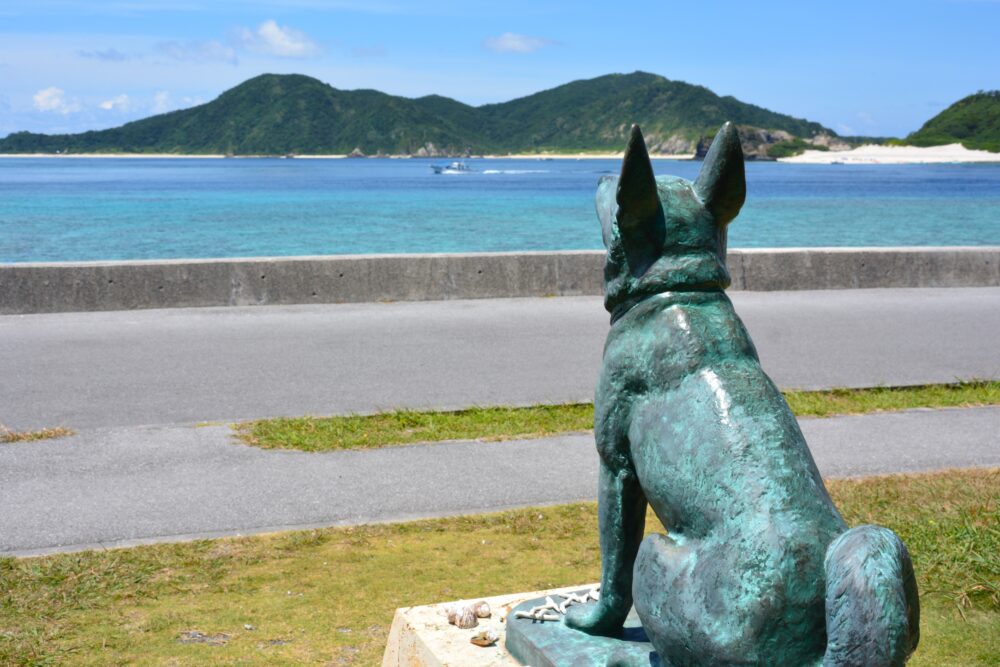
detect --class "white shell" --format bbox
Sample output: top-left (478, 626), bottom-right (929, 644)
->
top-left (473, 601), bottom-right (491, 618)
top-left (456, 606), bottom-right (478, 629)
top-left (446, 604), bottom-right (478, 629)
top-left (470, 629), bottom-right (500, 647)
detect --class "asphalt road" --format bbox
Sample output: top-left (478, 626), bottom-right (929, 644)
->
top-left (2, 406), bottom-right (998, 556)
top-left (3, 287), bottom-right (999, 431)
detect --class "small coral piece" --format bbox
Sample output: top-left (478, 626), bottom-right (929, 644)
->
top-left (512, 586), bottom-right (601, 622)
top-left (473, 601), bottom-right (491, 618)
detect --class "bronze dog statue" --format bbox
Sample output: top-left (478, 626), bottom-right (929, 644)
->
top-left (565, 123), bottom-right (919, 666)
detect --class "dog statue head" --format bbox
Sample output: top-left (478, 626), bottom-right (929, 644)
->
top-left (597, 122), bottom-right (746, 321)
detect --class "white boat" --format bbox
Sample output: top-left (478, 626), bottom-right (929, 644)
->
top-left (431, 161), bottom-right (472, 174)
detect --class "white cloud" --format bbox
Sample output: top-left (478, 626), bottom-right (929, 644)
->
top-left (150, 91), bottom-right (202, 115)
top-left (483, 32), bottom-right (553, 54)
top-left (33, 87), bottom-right (81, 114)
top-left (78, 48), bottom-right (132, 62)
top-left (152, 90), bottom-right (171, 114)
top-left (856, 111), bottom-right (876, 126)
top-left (237, 19), bottom-right (321, 58)
top-left (156, 40), bottom-right (237, 64)
top-left (837, 112), bottom-right (881, 137)
top-left (99, 94), bottom-right (132, 111)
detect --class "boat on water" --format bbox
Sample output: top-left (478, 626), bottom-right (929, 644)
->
top-left (431, 161), bottom-right (472, 174)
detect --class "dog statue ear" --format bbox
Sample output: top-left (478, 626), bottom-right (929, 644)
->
top-left (615, 124), bottom-right (665, 276)
top-left (616, 124), bottom-right (660, 232)
top-left (694, 122), bottom-right (746, 226)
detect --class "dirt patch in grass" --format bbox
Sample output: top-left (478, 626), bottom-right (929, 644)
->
top-left (1, 468), bottom-right (996, 666)
top-left (234, 381), bottom-right (1000, 452)
top-left (0, 425), bottom-right (75, 443)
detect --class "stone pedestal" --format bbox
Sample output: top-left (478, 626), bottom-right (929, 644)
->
top-left (381, 584), bottom-right (599, 666)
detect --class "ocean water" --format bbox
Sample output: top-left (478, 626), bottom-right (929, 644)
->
top-left (1, 157), bottom-right (999, 263)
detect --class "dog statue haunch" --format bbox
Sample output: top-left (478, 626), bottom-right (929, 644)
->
top-left (564, 123), bottom-right (920, 666)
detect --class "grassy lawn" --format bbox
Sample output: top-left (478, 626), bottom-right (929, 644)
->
top-left (1, 468), bottom-right (997, 666)
top-left (234, 381), bottom-right (1000, 452)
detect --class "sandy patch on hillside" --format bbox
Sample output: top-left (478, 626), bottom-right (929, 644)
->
top-left (780, 143), bottom-right (1000, 164)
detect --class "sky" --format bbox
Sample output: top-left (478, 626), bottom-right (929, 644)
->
top-left (1, 0), bottom-right (998, 139)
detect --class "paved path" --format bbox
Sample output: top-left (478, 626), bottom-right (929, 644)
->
top-left (3, 288), bottom-right (999, 431)
top-left (2, 407), bottom-right (998, 556)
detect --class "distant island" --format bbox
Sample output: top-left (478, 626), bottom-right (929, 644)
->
top-left (0, 72), bottom-right (847, 159)
top-left (779, 89), bottom-right (1000, 164)
top-left (2, 73), bottom-right (996, 160)
top-left (906, 90), bottom-right (1000, 153)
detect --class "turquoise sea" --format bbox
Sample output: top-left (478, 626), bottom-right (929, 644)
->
top-left (1, 157), bottom-right (999, 263)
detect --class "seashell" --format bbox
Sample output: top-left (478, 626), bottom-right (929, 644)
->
top-left (473, 601), bottom-right (491, 618)
top-left (456, 606), bottom-right (478, 629)
top-left (447, 604), bottom-right (478, 629)
top-left (470, 629), bottom-right (500, 647)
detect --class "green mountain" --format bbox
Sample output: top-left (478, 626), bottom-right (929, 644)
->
top-left (907, 91), bottom-right (1000, 153)
top-left (0, 72), bottom-right (837, 157)
top-left (479, 73), bottom-right (832, 155)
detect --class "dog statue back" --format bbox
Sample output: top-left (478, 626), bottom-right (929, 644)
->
top-left (564, 123), bottom-right (920, 667)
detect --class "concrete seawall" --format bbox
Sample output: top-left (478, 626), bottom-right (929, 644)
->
top-left (3, 247), bottom-right (999, 315)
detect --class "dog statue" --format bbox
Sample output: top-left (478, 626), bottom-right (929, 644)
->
top-left (564, 123), bottom-right (920, 666)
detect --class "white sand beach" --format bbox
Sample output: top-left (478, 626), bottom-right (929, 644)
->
top-left (779, 143), bottom-right (1000, 164)
top-left (3, 145), bottom-right (997, 163)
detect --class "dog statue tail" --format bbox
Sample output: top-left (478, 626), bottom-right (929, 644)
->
top-left (822, 524), bottom-right (920, 666)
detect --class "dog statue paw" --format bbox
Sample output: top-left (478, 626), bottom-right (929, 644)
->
top-left (562, 597), bottom-right (622, 636)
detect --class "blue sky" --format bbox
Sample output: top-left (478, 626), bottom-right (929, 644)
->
top-left (1, 0), bottom-right (998, 139)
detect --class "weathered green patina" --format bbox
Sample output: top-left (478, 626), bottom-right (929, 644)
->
top-left (509, 123), bottom-right (920, 666)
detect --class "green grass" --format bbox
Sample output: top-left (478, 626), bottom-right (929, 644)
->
top-left (0, 468), bottom-right (996, 666)
top-left (234, 381), bottom-right (1000, 452)
top-left (235, 403), bottom-right (595, 452)
top-left (0, 426), bottom-right (75, 444)
top-left (785, 381), bottom-right (1000, 418)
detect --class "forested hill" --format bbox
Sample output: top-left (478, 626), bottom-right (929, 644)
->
top-left (907, 91), bottom-right (1000, 153)
top-left (0, 72), bottom-right (838, 157)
